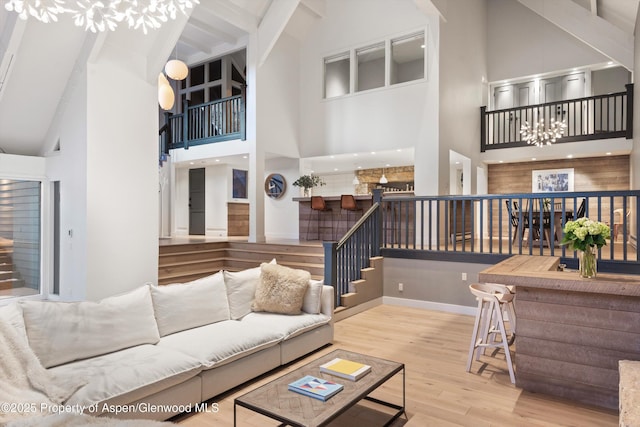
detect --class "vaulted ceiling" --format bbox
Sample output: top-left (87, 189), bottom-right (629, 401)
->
top-left (0, 0), bottom-right (637, 158)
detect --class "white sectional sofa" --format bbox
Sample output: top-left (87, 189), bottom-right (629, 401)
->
top-left (0, 262), bottom-right (334, 422)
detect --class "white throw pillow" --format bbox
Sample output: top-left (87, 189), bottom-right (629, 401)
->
top-left (151, 271), bottom-right (229, 337)
top-left (0, 303), bottom-right (27, 341)
top-left (302, 279), bottom-right (324, 315)
top-left (224, 259), bottom-right (276, 320)
top-left (21, 285), bottom-right (160, 368)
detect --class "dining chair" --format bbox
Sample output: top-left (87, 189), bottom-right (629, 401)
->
top-left (614, 208), bottom-right (630, 242)
top-left (576, 198), bottom-right (586, 219)
top-left (505, 200), bottom-right (519, 245)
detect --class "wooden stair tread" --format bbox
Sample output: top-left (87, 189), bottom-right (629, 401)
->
top-left (159, 258), bottom-right (225, 268)
top-left (159, 248), bottom-right (226, 258)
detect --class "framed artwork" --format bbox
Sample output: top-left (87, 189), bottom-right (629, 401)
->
top-left (232, 169), bottom-right (248, 199)
top-left (532, 168), bottom-right (574, 193)
top-left (264, 173), bottom-right (286, 199)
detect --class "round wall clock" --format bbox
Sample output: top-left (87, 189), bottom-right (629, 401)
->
top-left (265, 173), bottom-right (286, 199)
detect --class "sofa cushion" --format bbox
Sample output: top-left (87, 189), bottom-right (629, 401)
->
top-left (157, 320), bottom-right (282, 368)
top-left (224, 259), bottom-right (276, 320)
top-left (151, 272), bottom-right (229, 337)
top-left (241, 312), bottom-right (331, 341)
top-left (252, 263), bottom-right (310, 315)
top-left (51, 344), bottom-right (203, 407)
top-left (0, 303), bottom-right (27, 341)
top-left (302, 279), bottom-right (324, 315)
top-left (21, 285), bottom-right (160, 368)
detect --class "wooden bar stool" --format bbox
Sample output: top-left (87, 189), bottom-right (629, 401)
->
top-left (466, 282), bottom-right (516, 384)
top-left (340, 194), bottom-right (363, 235)
top-left (306, 196), bottom-right (334, 240)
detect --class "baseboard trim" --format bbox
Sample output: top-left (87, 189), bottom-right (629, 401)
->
top-left (382, 296), bottom-right (476, 316)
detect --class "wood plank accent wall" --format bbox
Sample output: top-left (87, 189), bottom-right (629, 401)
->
top-left (227, 202), bottom-right (249, 236)
top-left (488, 155), bottom-right (629, 238)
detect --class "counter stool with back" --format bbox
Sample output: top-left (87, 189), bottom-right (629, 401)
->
top-left (307, 196), bottom-right (335, 240)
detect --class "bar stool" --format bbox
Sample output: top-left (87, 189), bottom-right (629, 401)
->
top-left (466, 282), bottom-right (516, 384)
top-left (340, 194), bottom-right (363, 235)
top-left (306, 196), bottom-right (334, 240)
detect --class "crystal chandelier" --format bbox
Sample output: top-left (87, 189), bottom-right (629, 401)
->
top-left (4, 0), bottom-right (199, 33)
top-left (520, 118), bottom-right (567, 147)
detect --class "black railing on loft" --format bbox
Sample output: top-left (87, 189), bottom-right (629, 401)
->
top-left (323, 201), bottom-right (381, 307)
top-left (159, 90), bottom-right (246, 152)
top-left (380, 190), bottom-right (640, 274)
top-left (481, 84), bottom-right (633, 151)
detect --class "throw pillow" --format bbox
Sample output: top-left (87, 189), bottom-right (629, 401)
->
top-left (302, 279), bottom-right (324, 314)
top-left (151, 271), bottom-right (229, 337)
top-left (252, 263), bottom-right (310, 315)
top-left (21, 285), bottom-right (160, 368)
top-left (224, 259), bottom-right (276, 320)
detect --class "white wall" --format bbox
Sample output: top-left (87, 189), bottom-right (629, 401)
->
top-left (591, 66), bottom-right (631, 96)
top-left (487, 0), bottom-right (608, 82)
top-left (44, 69), bottom-right (88, 301)
top-left (205, 165), bottom-right (229, 236)
top-left (85, 58), bottom-right (159, 301)
top-left (264, 157), bottom-right (300, 240)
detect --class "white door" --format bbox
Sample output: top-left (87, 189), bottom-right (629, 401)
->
top-left (563, 73), bottom-right (585, 136)
top-left (493, 85), bottom-right (515, 144)
top-left (514, 81), bottom-right (536, 139)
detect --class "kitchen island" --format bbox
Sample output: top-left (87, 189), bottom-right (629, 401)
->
top-left (479, 255), bottom-right (640, 410)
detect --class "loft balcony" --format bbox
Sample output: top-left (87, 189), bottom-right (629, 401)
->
top-left (159, 92), bottom-right (246, 156)
top-left (481, 84), bottom-right (633, 152)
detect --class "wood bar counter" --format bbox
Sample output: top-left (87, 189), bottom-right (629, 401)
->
top-left (294, 195), bottom-right (373, 241)
top-left (479, 255), bottom-right (640, 410)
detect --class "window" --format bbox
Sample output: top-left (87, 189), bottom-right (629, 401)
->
top-left (356, 43), bottom-right (385, 92)
top-left (322, 30), bottom-right (425, 98)
top-left (324, 53), bottom-right (350, 98)
top-left (391, 32), bottom-right (425, 85)
top-left (0, 179), bottom-right (41, 300)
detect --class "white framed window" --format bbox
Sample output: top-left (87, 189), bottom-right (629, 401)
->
top-left (356, 42), bottom-right (385, 92)
top-left (324, 52), bottom-right (350, 98)
top-left (391, 32), bottom-right (425, 85)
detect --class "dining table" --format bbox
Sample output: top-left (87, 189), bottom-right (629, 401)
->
top-left (519, 209), bottom-right (574, 248)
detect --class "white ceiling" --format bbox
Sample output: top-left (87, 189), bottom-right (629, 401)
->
top-left (0, 0), bottom-right (638, 162)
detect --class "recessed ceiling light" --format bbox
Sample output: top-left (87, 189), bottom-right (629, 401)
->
top-left (567, 154), bottom-right (573, 159)
top-left (385, 163), bottom-right (391, 167)
top-left (499, 160), bottom-right (504, 163)
top-left (215, 159), bottom-right (220, 162)
top-left (357, 166), bottom-right (362, 169)
top-left (242, 155), bottom-right (248, 159)
top-left (396, 149), bottom-right (402, 152)
top-left (310, 170), bottom-right (314, 173)
top-left (420, 44), bottom-right (425, 49)
top-left (334, 168), bottom-right (338, 171)
top-left (330, 155), bottom-right (335, 159)
top-left (606, 152), bottom-right (612, 155)
top-left (353, 153), bottom-right (358, 156)
top-left (371, 151), bottom-right (376, 155)
top-left (189, 162), bottom-right (194, 165)
top-left (455, 161), bottom-right (460, 165)
top-left (607, 61), bottom-right (613, 65)
top-left (532, 157), bottom-right (536, 161)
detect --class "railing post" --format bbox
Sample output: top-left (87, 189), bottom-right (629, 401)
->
top-left (323, 241), bottom-right (338, 307)
top-left (241, 84), bottom-right (247, 141)
top-left (373, 189), bottom-right (383, 256)
top-left (480, 106), bottom-right (487, 152)
top-left (182, 99), bottom-right (190, 150)
top-left (163, 112), bottom-right (172, 152)
top-left (626, 83), bottom-right (634, 139)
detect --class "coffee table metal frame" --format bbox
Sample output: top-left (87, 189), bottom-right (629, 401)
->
top-left (234, 349), bottom-right (405, 427)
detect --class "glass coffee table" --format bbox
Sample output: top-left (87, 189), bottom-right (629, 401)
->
top-left (234, 349), bottom-right (405, 427)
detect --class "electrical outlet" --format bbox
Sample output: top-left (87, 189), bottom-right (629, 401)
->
top-left (462, 273), bottom-right (467, 281)
top-left (398, 283), bottom-right (403, 292)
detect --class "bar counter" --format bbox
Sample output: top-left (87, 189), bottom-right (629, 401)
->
top-left (294, 195), bottom-right (373, 241)
top-left (479, 255), bottom-right (640, 410)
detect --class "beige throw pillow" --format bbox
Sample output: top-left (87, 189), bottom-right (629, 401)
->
top-left (252, 263), bottom-right (310, 315)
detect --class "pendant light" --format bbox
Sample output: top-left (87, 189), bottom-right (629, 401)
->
top-left (165, 59), bottom-right (188, 81)
top-left (379, 166), bottom-right (388, 184)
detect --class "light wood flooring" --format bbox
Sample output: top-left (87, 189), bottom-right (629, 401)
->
top-left (172, 305), bottom-right (618, 426)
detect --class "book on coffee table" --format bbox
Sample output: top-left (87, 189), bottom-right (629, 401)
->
top-left (320, 357), bottom-right (371, 381)
top-left (287, 375), bottom-right (343, 401)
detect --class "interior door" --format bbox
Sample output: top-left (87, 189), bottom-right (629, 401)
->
top-left (563, 73), bottom-right (586, 135)
top-left (189, 168), bottom-right (206, 235)
top-left (493, 85), bottom-right (514, 143)
top-left (514, 81), bottom-right (535, 137)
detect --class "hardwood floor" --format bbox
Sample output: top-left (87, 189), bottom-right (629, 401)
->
top-left (172, 305), bottom-right (618, 426)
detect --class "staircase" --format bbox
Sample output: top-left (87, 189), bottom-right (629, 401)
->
top-left (158, 241), bottom-right (383, 310)
top-left (158, 241), bottom-right (324, 285)
top-left (0, 244), bottom-right (24, 291)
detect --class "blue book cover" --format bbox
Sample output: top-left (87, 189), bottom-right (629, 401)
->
top-left (287, 375), bottom-right (343, 401)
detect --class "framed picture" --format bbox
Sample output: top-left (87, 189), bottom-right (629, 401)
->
top-left (532, 168), bottom-right (574, 193)
top-left (232, 169), bottom-right (248, 199)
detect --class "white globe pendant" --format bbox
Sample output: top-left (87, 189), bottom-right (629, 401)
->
top-left (165, 59), bottom-right (188, 81)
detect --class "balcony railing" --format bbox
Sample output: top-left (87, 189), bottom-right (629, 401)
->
top-left (481, 84), bottom-right (633, 151)
top-left (380, 190), bottom-right (640, 272)
top-left (159, 91), bottom-right (246, 154)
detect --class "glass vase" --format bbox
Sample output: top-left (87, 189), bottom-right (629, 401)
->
top-left (579, 246), bottom-right (597, 278)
